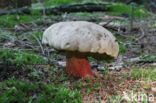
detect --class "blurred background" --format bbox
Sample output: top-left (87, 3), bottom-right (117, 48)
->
top-left (0, 0), bottom-right (156, 103)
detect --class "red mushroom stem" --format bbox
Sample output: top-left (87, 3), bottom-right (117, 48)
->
top-left (66, 51), bottom-right (93, 78)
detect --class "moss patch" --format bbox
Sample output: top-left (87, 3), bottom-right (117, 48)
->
top-left (44, 0), bottom-right (81, 6)
top-left (130, 67), bottom-right (156, 81)
top-left (0, 49), bottom-right (46, 66)
top-left (0, 15), bottom-right (37, 28)
top-left (0, 79), bottom-right (82, 103)
top-left (107, 3), bottom-right (150, 18)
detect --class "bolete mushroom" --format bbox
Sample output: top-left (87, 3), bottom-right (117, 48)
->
top-left (42, 21), bottom-right (119, 78)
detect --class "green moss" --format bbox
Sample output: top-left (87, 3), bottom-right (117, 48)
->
top-left (44, 0), bottom-right (81, 6)
top-left (0, 49), bottom-right (46, 66)
top-left (0, 15), bottom-right (37, 28)
top-left (43, 0), bottom-right (150, 18)
top-left (72, 12), bottom-right (93, 17)
top-left (0, 30), bottom-right (16, 42)
top-left (73, 79), bottom-right (87, 89)
top-left (30, 31), bottom-right (43, 40)
top-left (87, 82), bottom-right (102, 94)
top-left (31, 9), bottom-right (42, 16)
top-left (107, 3), bottom-right (150, 18)
top-left (0, 80), bottom-right (82, 103)
top-left (44, 84), bottom-right (82, 103)
top-left (0, 80), bottom-right (38, 103)
top-left (115, 36), bottom-right (127, 43)
top-left (113, 35), bottom-right (127, 54)
top-left (119, 45), bottom-right (127, 54)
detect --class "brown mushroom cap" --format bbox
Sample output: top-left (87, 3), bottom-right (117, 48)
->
top-left (42, 21), bottom-right (119, 59)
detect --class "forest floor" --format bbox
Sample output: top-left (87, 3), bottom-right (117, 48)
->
top-left (0, 1), bottom-right (156, 103)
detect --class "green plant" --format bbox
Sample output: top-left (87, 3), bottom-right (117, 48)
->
top-left (0, 49), bottom-right (46, 66)
top-left (114, 35), bottom-right (127, 54)
top-left (31, 9), bottom-right (42, 16)
top-left (73, 79), bottom-right (87, 89)
top-left (44, 84), bottom-right (82, 103)
top-left (130, 67), bottom-right (156, 81)
top-left (143, 55), bottom-right (156, 61)
top-left (29, 68), bottom-right (44, 80)
top-left (0, 80), bottom-right (83, 103)
top-left (70, 12), bottom-right (104, 17)
top-left (88, 57), bottom-right (98, 62)
top-left (115, 36), bottom-right (127, 43)
top-left (123, 73), bottom-right (129, 78)
top-left (44, 0), bottom-right (81, 6)
top-left (87, 82), bottom-right (102, 94)
top-left (102, 67), bottom-right (109, 76)
top-left (30, 31), bottom-right (43, 40)
top-left (0, 31), bottom-right (16, 42)
top-left (0, 80), bottom-right (39, 103)
top-left (0, 15), bottom-right (37, 28)
top-left (108, 95), bottom-right (122, 103)
top-left (107, 2), bottom-right (150, 18)
top-left (143, 83), bottom-right (151, 90)
top-left (119, 45), bottom-right (127, 54)
top-left (151, 23), bottom-right (156, 28)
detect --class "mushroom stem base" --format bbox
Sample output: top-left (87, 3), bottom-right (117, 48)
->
top-left (66, 52), bottom-right (93, 78)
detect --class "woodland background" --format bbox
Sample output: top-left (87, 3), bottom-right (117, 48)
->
top-left (0, 0), bottom-right (156, 103)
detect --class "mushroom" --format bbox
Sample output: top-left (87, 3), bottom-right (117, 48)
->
top-left (42, 21), bottom-right (119, 78)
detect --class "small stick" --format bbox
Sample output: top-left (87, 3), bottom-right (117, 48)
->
top-left (135, 27), bottom-right (145, 41)
top-left (31, 33), bottom-right (45, 55)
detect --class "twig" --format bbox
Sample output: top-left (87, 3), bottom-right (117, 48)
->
top-left (135, 27), bottom-right (145, 41)
top-left (136, 60), bottom-right (156, 63)
top-left (102, 20), bottom-right (113, 27)
top-left (99, 21), bottom-right (122, 30)
top-left (98, 15), bottom-right (125, 21)
top-left (30, 33), bottom-right (45, 55)
top-left (115, 31), bottom-right (134, 38)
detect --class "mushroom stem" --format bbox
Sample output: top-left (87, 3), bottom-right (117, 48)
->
top-left (66, 51), bottom-right (93, 78)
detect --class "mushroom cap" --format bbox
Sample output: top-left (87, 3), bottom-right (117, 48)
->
top-left (42, 21), bottom-right (119, 58)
